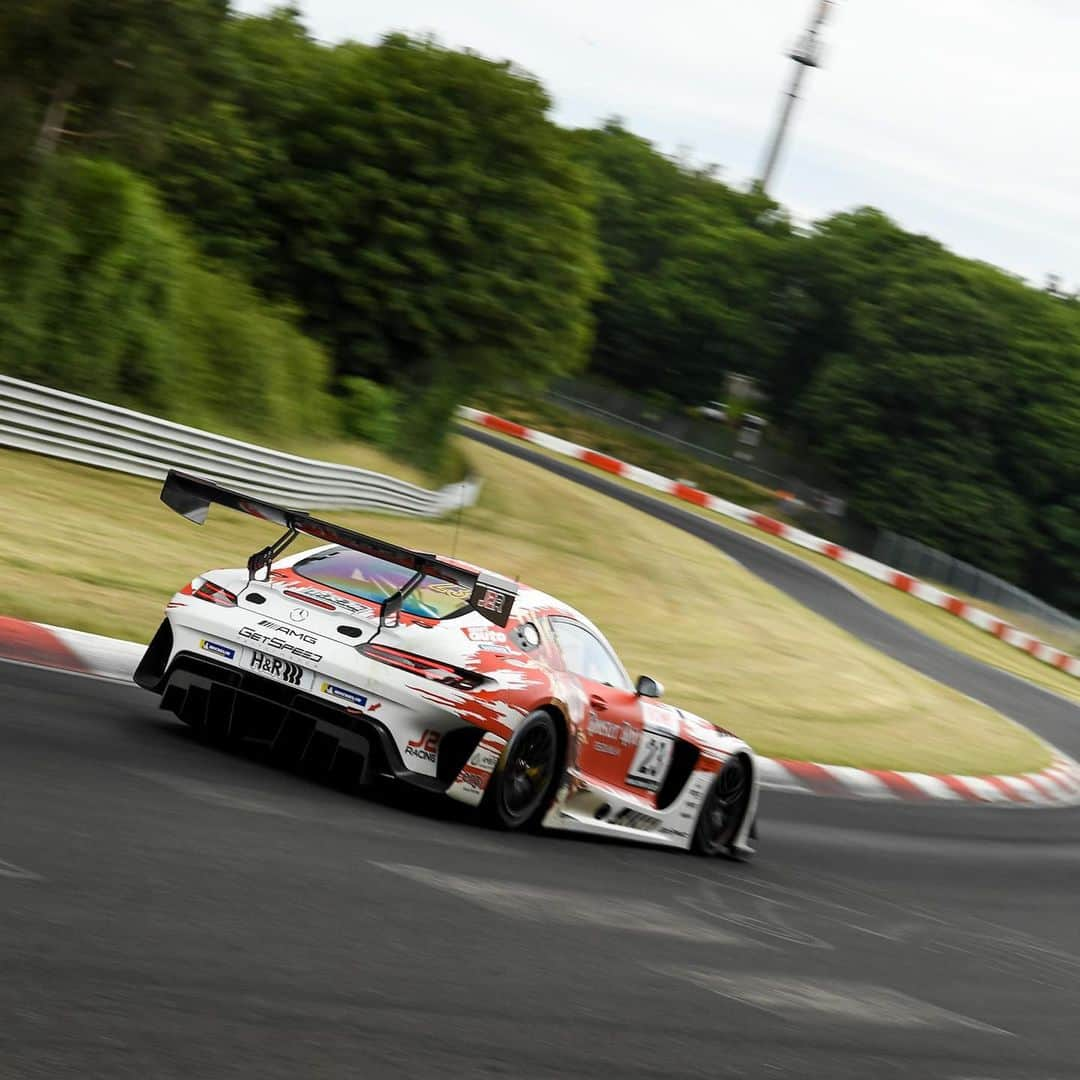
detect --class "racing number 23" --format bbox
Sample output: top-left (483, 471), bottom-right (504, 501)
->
top-left (626, 732), bottom-right (674, 792)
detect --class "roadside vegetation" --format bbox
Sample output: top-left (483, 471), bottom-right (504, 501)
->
top-left (464, 422), bottom-right (1080, 705)
top-left (469, 389), bottom-right (779, 510)
top-left (0, 445), bottom-right (1052, 776)
top-left (2, 3), bottom-right (1077, 612)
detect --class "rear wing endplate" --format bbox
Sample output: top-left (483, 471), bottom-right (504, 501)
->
top-left (160, 470), bottom-right (517, 627)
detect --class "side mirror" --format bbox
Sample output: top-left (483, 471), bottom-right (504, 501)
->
top-left (380, 591), bottom-right (403, 629)
top-left (635, 675), bottom-right (663, 699)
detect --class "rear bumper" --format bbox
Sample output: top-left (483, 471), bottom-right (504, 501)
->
top-left (143, 641), bottom-right (484, 795)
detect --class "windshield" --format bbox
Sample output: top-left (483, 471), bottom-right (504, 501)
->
top-left (294, 547), bottom-right (472, 620)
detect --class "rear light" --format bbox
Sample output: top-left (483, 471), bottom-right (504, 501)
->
top-left (192, 580), bottom-right (238, 607)
top-left (284, 588), bottom-right (335, 610)
top-left (359, 643), bottom-right (488, 690)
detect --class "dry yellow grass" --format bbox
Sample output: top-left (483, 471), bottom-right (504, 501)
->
top-left (465, 423), bottom-right (1080, 706)
top-left (0, 443), bottom-right (1051, 774)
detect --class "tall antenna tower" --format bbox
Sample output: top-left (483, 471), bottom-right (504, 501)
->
top-left (758, 0), bottom-right (834, 194)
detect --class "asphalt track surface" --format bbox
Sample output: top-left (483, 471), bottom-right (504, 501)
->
top-left (1, 437), bottom-right (1078, 1079)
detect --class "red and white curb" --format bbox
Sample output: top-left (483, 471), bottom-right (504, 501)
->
top-left (0, 615), bottom-right (141, 682)
top-left (3, 615), bottom-right (1078, 808)
top-left (458, 407), bottom-right (1080, 682)
top-left (756, 754), bottom-right (1080, 808)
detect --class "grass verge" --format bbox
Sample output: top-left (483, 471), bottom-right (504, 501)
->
top-left (0, 443), bottom-right (1052, 776)
top-left (469, 390), bottom-right (778, 509)
top-left (464, 422), bottom-right (1080, 706)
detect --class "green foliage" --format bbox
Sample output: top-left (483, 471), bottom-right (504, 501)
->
top-left (570, 120), bottom-right (792, 400)
top-left (2, 2), bottom-right (1078, 610)
top-left (790, 210), bottom-right (1080, 602)
top-left (0, 0), bottom-right (229, 202)
top-left (0, 154), bottom-right (335, 440)
top-left (157, 21), bottom-right (603, 458)
top-left (339, 376), bottom-right (400, 449)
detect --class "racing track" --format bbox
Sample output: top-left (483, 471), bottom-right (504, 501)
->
top-left (0, 436), bottom-right (1078, 1078)
top-left (463, 427), bottom-right (1080, 759)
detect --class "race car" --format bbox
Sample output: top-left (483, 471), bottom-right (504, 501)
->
top-left (135, 470), bottom-right (759, 857)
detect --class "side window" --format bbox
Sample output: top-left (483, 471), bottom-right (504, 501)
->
top-left (551, 619), bottom-right (630, 691)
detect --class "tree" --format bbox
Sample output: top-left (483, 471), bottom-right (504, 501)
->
top-left (0, 0), bottom-right (228, 178)
top-left (570, 120), bottom-right (793, 400)
top-left (160, 24), bottom-right (603, 456)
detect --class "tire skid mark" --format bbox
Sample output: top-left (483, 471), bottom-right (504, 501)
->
top-left (370, 861), bottom-right (764, 945)
top-left (650, 968), bottom-right (1013, 1035)
top-left (0, 856), bottom-right (42, 882)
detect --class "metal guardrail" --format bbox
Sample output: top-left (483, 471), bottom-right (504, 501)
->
top-left (0, 375), bottom-right (480, 516)
top-left (873, 530), bottom-right (1080, 639)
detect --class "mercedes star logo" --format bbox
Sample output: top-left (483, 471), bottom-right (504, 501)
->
top-left (289, 608), bottom-right (309, 623)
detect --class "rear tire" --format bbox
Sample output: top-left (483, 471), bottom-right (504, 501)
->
top-left (484, 710), bottom-right (561, 831)
top-left (692, 755), bottom-right (752, 857)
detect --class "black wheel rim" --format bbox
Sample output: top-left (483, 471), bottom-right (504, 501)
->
top-left (500, 721), bottom-right (556, 821)
top-left (704, 758), bottom-right (748, 845)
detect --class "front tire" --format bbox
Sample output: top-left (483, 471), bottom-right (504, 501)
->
top-left (693, 755), bottom-right (752, 857)
top-left (484, 710), bottom-right (561, 831)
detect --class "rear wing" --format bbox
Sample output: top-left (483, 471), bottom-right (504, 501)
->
top-left (160, 470), bottom-right (517, 627)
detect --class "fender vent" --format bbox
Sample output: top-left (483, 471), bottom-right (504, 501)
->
top-left (655, 740), bottom-right (700, 810)
top-left (436, 727), bottom-right (486, 786)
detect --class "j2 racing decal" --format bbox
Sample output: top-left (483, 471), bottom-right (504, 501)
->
top-left (249, 650), bottom-right (303, 686)
top-left (321, 682), bottom-right (367, 708)
top-left (199, 639), bottom-right (235, 660)
top-left (405, 729), bottom-right (441, 764)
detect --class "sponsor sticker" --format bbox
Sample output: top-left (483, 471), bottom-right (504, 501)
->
top-left (612, 808), bottom-right (661, 832)
top-left (457, 765), bottom-right (490, 793)
top-left (257, 619), bottom-right (317, 644)
top-left (464, 627), bottom-right (506, 644)
top-left (405, 729), bottom-right (441, 765)
top-left (660, 825), bottom-right (690, 839)
top-left (289, 585), bottom-right (373, 618)
top-left (586, 713), bottom-right (640, 748)
top-left (249, 650), bottom-right (304, 686)
top-left (200, 639), bottom-right (235, 660)
top-left (238, 625), bottom-right (322, 663)
top-left (473, 750), bottom-right (500, 771)
top-left (475, 587), bottom-right (511, 617)
top-left (320, 682), bottom-right (368, 708)
top-left (428, 582), bottom-right (470, 598)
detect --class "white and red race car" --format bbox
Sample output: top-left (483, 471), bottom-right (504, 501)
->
top-left (135, 471), bottom-right (759, 857)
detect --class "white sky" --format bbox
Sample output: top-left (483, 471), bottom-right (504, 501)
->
top-left (234, 1), bottom-right (1080, 288)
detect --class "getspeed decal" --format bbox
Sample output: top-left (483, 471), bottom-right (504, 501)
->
top-left (238, 625), bottom-right (322, 663)
top-left (199, 639), bottom-right (235, 660)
